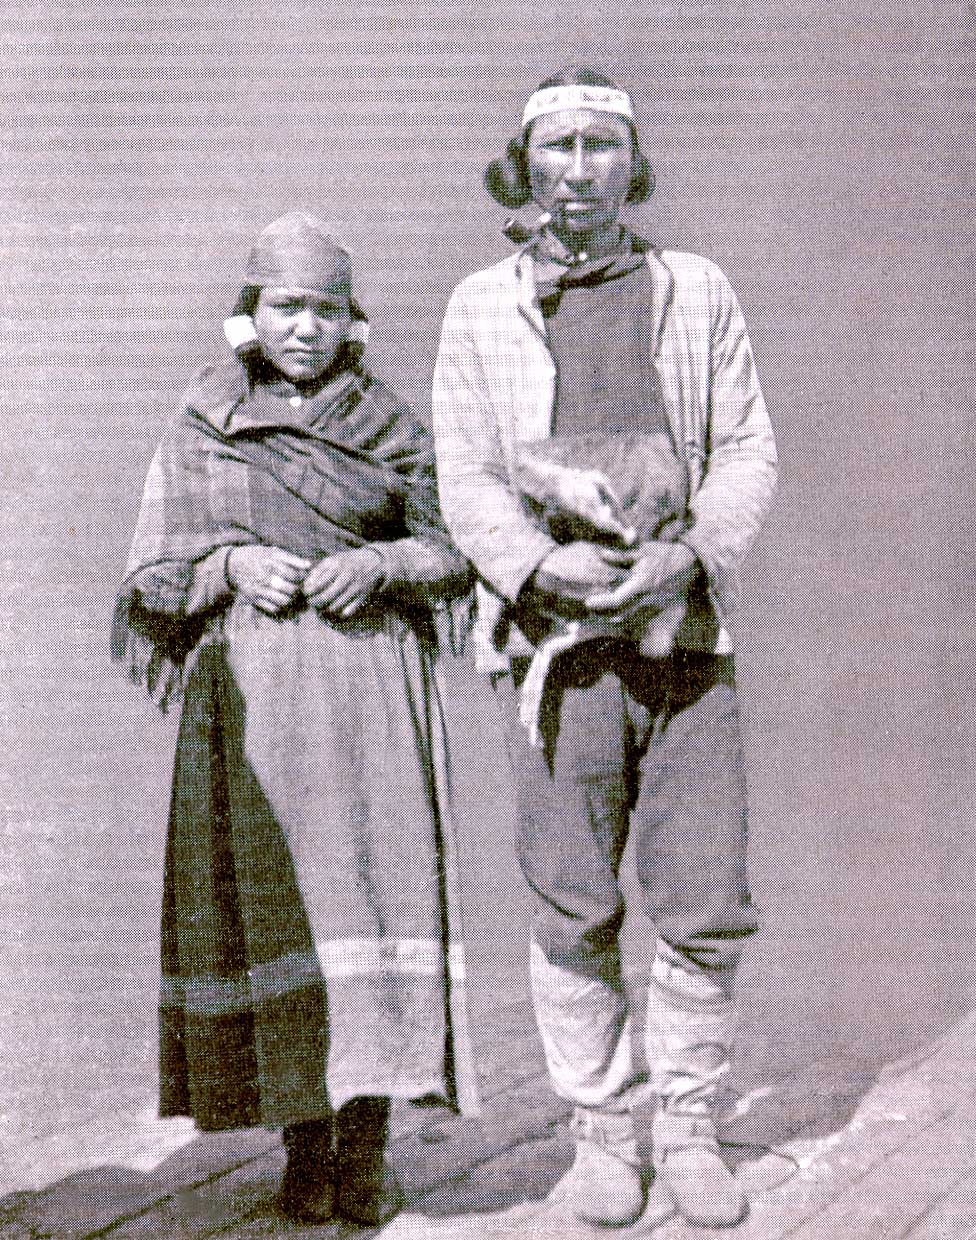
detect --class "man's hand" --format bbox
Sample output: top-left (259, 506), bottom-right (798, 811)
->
top-left (529, 541), bottom-right (636, 615)
top-left (584, 542), bottom-right (699, 621)
top-left (226, 545), bottom-right (311, 615)
top-left (303, 546), bottom-right (385, 618)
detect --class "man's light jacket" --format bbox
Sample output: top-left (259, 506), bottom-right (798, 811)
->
top-left (431, 246), bottom-right (778, 653)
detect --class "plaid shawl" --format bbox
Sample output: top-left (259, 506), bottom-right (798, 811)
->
top-left (112, 353), bottom-right (459, 709)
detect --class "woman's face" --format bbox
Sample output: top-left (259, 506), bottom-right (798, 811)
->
top-left (253, 287), bottom-right (352, 382)
top-left (525, 108), bottom-right (634, 244)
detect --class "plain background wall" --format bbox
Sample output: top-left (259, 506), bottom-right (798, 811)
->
top-left (1, 0), bottom-right (975, 1137)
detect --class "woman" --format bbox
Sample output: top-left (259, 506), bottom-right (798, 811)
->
top-left (432, 69), bottom-right (777, 1230)
top-left (113, 211), bottom-right (478, 1226)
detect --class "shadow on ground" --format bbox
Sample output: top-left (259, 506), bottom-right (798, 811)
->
top-left (0, 992), bottom-right (909, 1238)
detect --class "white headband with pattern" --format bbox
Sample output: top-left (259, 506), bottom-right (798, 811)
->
top-left (522, 84), bottom-right (634, 129)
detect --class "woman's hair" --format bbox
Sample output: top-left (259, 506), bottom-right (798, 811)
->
top-left (232, 285), bottom-right (262, 319)
top-left (484, 67), bottom-right (654, 209)
top-left (231, 285), bottom-right (369, 372)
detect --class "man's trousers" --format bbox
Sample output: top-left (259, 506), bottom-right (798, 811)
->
top-left (498, 642), bottom-right (758, 1118)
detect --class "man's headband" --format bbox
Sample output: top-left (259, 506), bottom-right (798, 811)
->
top-left (522, 84), bottom-right (634, 129)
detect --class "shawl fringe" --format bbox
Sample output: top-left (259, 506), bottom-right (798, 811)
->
top-left (111, 588), bottom-right (208, 713)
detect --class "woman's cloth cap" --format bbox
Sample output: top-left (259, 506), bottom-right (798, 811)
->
top-left (244, 211), bottom-right (352, 293)
top-left (522, 84), bottom-right (634, 130)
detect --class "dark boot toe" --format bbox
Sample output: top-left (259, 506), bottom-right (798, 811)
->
top-left (279, 1118), bottom-right (335, 1224)
top-left (334, 1096), bottom-right (403, 1227)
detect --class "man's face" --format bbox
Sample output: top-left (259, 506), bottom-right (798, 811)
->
top-left (525, 108), bottom-right (634, 242)
top-left (253, 287), bottom-right (351, 382)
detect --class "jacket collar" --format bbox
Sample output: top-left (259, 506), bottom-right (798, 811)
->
top-left (514, 248), bottom-right (546, 338)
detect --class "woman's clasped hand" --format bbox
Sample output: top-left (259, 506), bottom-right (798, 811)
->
top-left (226, 543), bottom-right (385, 618)
top-left (584, 541), bottom-right (699, 620)
top-left (302, 546), bottom-right (385, 617)
top-left (529, 541), bottom-right (635, 612)
top-left (225, 545), bottom-right (311, 614)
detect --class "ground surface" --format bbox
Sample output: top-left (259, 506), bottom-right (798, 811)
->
top-left (4, 1000), bottom-right (976, 1238)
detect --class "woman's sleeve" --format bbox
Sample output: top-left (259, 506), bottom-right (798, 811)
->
top-left (371, 414), bottom-right (473, 602)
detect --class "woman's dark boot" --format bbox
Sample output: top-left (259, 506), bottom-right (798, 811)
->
top-left (280, 1117), bottom-right (335, 1223)
top-left (334, 1096), bottom-right (404, 1226)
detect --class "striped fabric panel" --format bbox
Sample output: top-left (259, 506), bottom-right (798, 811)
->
top-left (161, 939), bottom-right (466, 1016)
top-left (317, 937), bottom-right (467, 980)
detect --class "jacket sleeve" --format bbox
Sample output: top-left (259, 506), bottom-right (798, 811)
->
top-left (431, 284), bottom-right (558, 602)
top-left (681, 269), bottom-right (778, 606)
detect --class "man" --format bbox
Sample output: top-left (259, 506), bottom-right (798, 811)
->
top-left (432, 68), bottom-right (777, 1229)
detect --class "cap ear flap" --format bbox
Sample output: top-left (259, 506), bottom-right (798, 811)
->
top-left (627, 151), bottom-right (655, 204)
top-left (224, 314), bottom-right (258, 354)
top-left (484, 137), bottom-right (533, 208)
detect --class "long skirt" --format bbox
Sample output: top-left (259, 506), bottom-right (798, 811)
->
top-left (158, 598), bottom-right (479, 1131)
